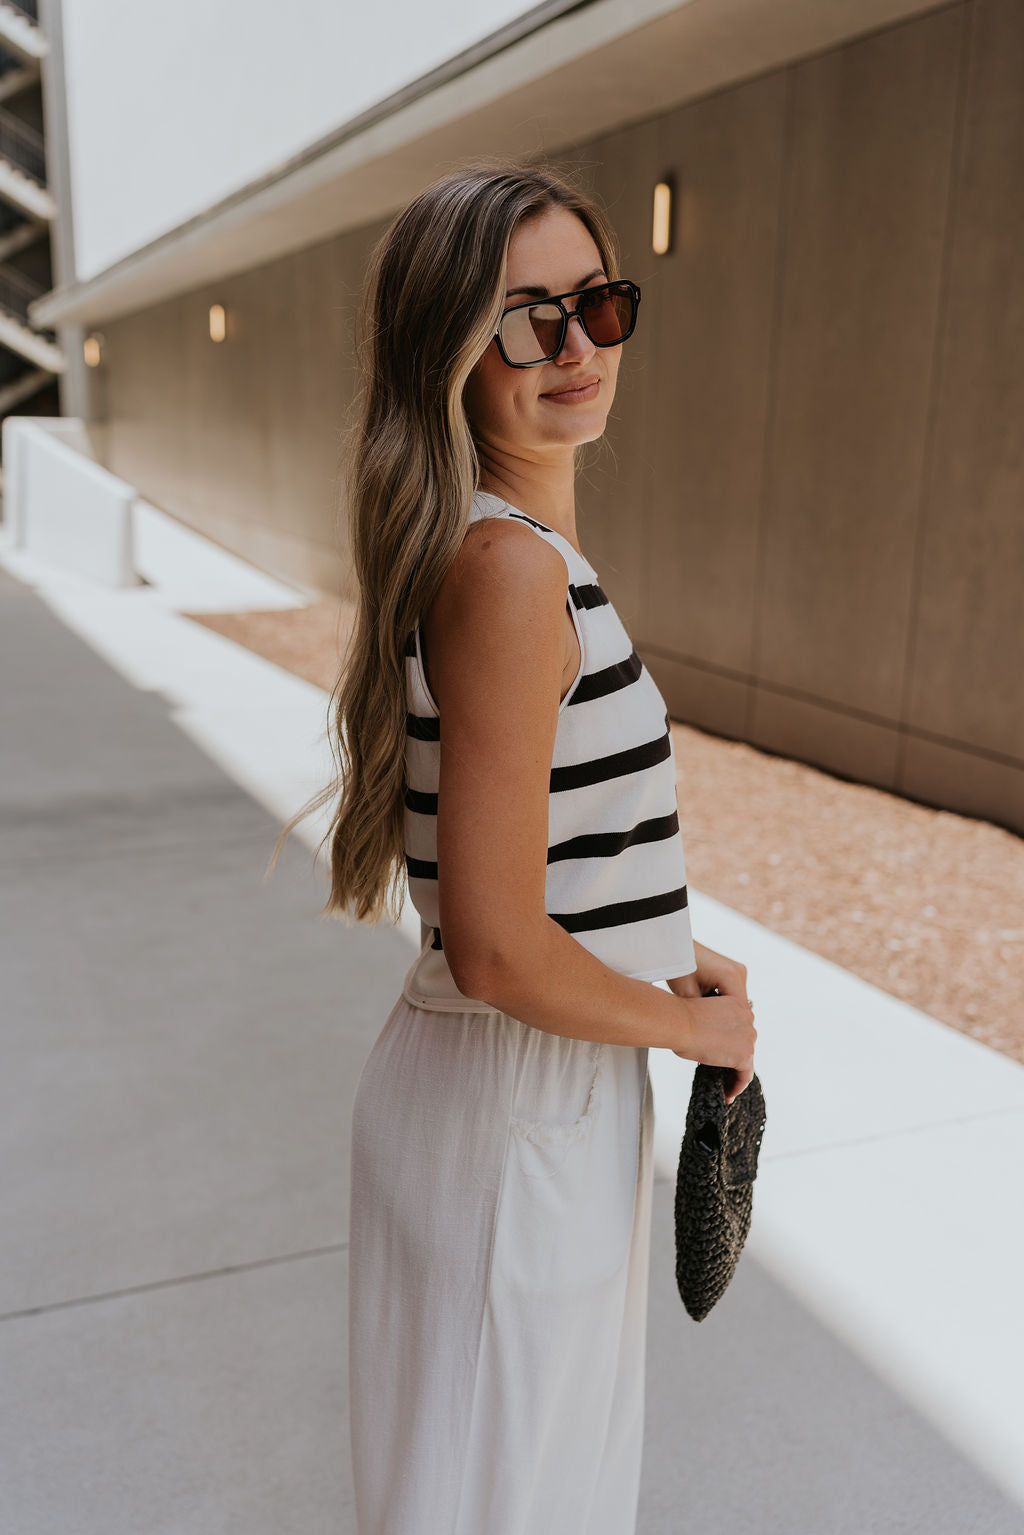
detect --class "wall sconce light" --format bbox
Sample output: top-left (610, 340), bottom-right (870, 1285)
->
top-left (209, 303), bottom-right (227, 342)
top-left (83, 333), bottom-right (104, 367)
top-left (652, 179), bottom-right (674, 256)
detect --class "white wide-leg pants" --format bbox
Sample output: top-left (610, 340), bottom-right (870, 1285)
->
top-left (348, 994), bottom-right (656, 1535)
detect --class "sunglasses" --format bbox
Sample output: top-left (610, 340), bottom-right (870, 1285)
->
top-left (493, 279), bottom-right (642, 368)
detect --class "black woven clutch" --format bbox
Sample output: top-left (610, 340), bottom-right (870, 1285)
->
top-left (674, 1042), bottom-right (767, 1322)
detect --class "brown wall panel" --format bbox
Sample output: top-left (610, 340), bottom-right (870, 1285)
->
top-left (902, 0), bottom-right (1024, 763)
top-left (756, 6), bottom-right (963, 720)
top-left (901, 731), bottom-right (1024, 830)
top-left (574, 118), bottom-right (662, 641)
top-left (103, 220), bottom-right (381, 596)
top-left (645, 73), bottom-right (786, 676)
top-left (749, 685), bottom-right (902, 790)
top-left (642, 650), bottom-right (753, 742)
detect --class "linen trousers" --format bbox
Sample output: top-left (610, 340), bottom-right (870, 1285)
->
top-left (348, 993), bottom-right (656, 1535)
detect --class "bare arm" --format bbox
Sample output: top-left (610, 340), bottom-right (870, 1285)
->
top-left (426, 520), bottom-right (755, 1072)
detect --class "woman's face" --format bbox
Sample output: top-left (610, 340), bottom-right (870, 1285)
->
top-left (463, 204), bottom-right (621, 458)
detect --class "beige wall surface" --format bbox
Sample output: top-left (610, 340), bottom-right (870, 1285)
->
top-left (97, 0), bottom-right (1022, 834)
top-left (101, 218), bottom-right (387, 599)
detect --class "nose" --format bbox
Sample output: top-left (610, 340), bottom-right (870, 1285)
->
top-left (557, 308), bottom-right (596, 362)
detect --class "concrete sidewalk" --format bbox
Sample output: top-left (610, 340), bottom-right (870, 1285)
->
top-left (2, 508), bottom-right (1023, 1534)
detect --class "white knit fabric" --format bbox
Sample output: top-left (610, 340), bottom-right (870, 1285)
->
top-left (402, 489), bottom-right (697, 1011)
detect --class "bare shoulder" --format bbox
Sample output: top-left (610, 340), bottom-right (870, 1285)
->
top-left (427, 516), bottom-right (568, 653)
top-left (423, 517), bottom-right (569, 712)
top-left (438, 515), bottom-right (567, 612)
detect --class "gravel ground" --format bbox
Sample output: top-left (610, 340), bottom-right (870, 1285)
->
top-left (187, 601), bottom-right (1024, 1067)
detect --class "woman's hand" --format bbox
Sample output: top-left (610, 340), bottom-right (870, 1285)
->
top-left (668, 941), bottom-right (750, 1005)
top-left (666, 942), bottom-right (756, 1104)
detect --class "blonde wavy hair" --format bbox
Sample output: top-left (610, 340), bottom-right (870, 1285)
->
top-left (266, 160), bottom-right (620, 924)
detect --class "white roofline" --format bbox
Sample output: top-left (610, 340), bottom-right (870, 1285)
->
top-left (30, 0), bottom-right (946, 329)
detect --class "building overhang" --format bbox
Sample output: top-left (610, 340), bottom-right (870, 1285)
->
top-left (31, 0), bottom-right (948, 330)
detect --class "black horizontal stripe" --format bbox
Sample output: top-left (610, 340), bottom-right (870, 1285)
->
top-left (549, 885), bottom-right (688, 935)
top-left (568, 648), bottom-right (642, 706)
top-left (406, 712), bottom-right (440, 741)
top-left (407, 813), bottom-right (679, 879)
top-left (547, 811), bottom-right (679, 865)
top-left (568, 581), bottom-right (608, 611)
top-left (405, 786), bottom-right (438, 815)
top-left (404, 629), bottom-right (417, 657)
top-left (550, 728), bottom-right (671, 793)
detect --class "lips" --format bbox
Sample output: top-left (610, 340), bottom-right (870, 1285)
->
top-left (541, 375), bottom-right (600, 399)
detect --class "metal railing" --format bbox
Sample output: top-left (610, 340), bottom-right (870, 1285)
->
top-left (0, 261), bottom-right (55, 339)
top-left (0, 44), bottom-right (28, 81)
top-left (1, 1), bottom-right (40, 25)
top-left (0, 103), bottom-right (44, 184)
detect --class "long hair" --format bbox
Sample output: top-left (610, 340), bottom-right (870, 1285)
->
top-left (265, 160), bottom-right (620, 924)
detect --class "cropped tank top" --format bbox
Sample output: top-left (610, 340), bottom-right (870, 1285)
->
top-left (401, 490), bottom-right (697, 1012)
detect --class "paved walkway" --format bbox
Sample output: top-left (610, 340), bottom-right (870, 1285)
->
top-left (2, 504), bottom-right (1023, 1533)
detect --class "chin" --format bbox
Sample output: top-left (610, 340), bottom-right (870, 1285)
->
top-left (544, 411), bottom-right (612, 448)
top-left (571, 419), bottom-right (612, 447)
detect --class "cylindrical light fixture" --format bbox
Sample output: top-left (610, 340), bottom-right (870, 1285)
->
top-left (652, 179), bottom-right (674, 256)
top-left (209, 303), bottom-right (227, 342)
top-left (83, 333), bottom-right (104, 367)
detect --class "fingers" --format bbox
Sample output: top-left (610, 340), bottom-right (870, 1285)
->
top-left (724, 1063), bottom-right (754, 1105)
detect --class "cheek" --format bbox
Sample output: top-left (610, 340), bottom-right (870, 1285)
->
top-left (465, 352), bottom-right (533, 430)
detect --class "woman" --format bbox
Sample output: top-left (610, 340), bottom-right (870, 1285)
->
top-left (274, 161), bottom-right (756, 1534)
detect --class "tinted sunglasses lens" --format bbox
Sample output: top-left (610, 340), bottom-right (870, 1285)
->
top-left (580, 284), bottom-right (635, 345)
top-left (499, 301), bottom-right (563, 364)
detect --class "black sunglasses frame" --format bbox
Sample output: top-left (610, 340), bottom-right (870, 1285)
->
top-left (493, 279), bottom-right (642, 368)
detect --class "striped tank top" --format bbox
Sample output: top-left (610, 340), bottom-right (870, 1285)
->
top-left (401, 490), bottom-right (697, 1012)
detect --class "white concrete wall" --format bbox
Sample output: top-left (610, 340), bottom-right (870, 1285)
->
top-left (1, 416), bottom-right (137, 586)
top-left (60, 0), bottom-right (538, 283)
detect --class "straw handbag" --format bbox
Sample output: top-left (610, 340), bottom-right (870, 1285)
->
top-left (674, 998), bottom-right (767, 1321)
